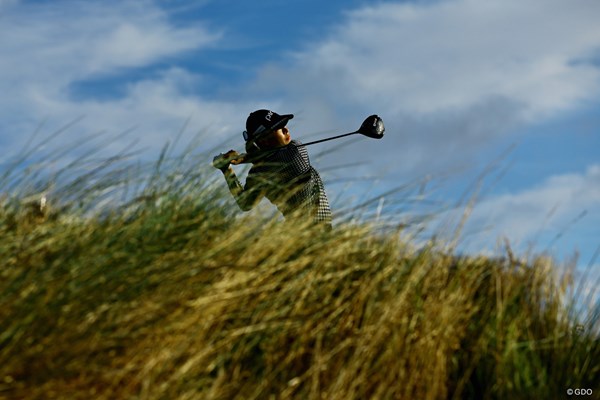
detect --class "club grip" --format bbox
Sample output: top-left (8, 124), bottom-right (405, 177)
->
top-left (230, 154), bottom-right (248, 165)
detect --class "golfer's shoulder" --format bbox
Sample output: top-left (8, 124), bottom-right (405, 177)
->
top-left (287, 140), bottom-right (307, 157)
top-left (272, 141), bottom-right (302, 161)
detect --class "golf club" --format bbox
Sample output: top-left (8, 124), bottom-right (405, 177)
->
top-left (230, 115), bottom-right (385, 165)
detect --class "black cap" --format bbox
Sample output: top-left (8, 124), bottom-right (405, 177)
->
top-left (244, 109), bottom-right (294, 141)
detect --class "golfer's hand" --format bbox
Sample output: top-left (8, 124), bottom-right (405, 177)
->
top-left (212, 150), bottom-right (239, 172)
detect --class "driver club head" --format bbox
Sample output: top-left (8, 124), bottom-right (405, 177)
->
top-left (358, 115), bottom-right (385, 139)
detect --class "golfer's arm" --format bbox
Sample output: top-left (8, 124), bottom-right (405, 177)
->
top-left (223, 168), bottom-right (262, 211)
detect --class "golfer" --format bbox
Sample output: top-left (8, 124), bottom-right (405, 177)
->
top-left (213, 109), bottom-right (332, 228)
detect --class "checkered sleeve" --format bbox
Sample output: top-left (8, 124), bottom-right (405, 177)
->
top-left (224, 168), bottom-right (264, 211)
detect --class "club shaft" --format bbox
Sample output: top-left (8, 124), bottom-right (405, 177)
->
top-left (295, 131), bottom-right (358, 147)
top-left (233, 131), bottom-right (359, 164)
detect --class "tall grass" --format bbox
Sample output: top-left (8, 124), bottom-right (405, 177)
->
top-left (0, 138), bottom-right (598, 399)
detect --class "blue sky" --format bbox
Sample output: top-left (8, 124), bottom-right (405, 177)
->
top-left (1, 0), bottom-right (599, 293)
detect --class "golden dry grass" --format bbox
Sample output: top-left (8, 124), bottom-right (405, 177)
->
top-left (0, 147), bottom-right (598, 399)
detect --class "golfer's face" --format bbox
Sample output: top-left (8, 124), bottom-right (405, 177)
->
top-left (272, 127), bottom-right (291, 146)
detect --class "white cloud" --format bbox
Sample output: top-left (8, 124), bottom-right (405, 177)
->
top-left (456, 164), bottom-right (600, 253)
top-left (1, 1), bottom-right (218, 82)
top-left (0, 1), bottom-right (237, 157)
top-left (3, 0), bottom-right (599, 171)
top-left (246, 0), bottom-right (600, 178)
top-left (281, 0), bottom-right (600, 118)
top-left (88, 20), bottom-right (217, 74)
